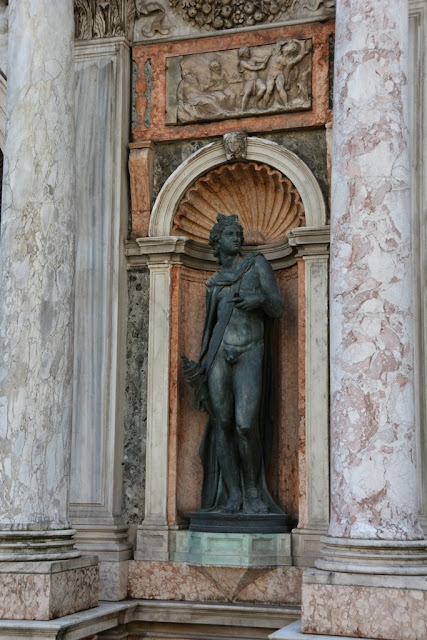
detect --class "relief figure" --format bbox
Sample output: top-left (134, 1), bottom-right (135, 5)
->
top-left (204, 58), bottom-right (240, 110)
top-left (237, 46), bottom-right (270, 110)
top-left (262, 39), bottom-right (312, 108)
top-left (177, 68), bottom-right (225, 122)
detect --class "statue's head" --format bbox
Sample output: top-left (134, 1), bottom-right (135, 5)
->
top-left (209, 214), bottom-right (245, 261)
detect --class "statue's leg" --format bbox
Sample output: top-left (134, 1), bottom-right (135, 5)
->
top-left (233, 343), bottom-right (269, 514)
top-left (208, 349), bottom-right (242, 511)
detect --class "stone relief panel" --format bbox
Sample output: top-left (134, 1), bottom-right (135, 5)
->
top-left (166, 39), bottom-right (312, 125)
top-left (74, 0), bottom-right (135, 39)
top-left (172, 161), bottom-right (305, 245)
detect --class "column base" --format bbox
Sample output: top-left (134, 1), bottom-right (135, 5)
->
top-left (0, 529), bottom-right (81, 561)
top-left (0, 556), bottom-right (98, 621)
top-left (315, 536), bottom-right (427, 574)
top-left (301, 569), bottom-right (427, 640)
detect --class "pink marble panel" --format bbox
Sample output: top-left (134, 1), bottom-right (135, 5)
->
top-left (236, 566), bottom-right (302, 604)
top-left (175, 267), bottom-right (213, 518)
top-left (128, 561), bottom-right (302, 605)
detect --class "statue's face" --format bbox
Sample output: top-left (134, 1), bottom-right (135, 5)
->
top-left (218, 224), bottom-right (242, 256)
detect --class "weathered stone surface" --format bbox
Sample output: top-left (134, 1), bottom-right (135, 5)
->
top-left (122, 270), bottom-right (149, 526)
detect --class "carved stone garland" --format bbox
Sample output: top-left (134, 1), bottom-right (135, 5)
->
top-left (168, 0), bottom-right (335, 31)
top-left (172, 161), bottom-right (305, 245)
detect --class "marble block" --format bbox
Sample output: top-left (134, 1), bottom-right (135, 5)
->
top-left (98, 560), bottom-right (128, 601)
top-left (128, 560), bottom-right (302, 604)
top-left (172, 531), bottom-right (292, 567)
top-left (301, 570), bottom-right (427, 640)
top-left (0, 557), bottom-right (98, 621)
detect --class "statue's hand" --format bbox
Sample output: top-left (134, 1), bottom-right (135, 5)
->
top-left (232, 294), bottom-right (266, 311)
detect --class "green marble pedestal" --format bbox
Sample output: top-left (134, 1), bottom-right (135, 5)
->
top-left (172, 530), bottom-right (292, 567)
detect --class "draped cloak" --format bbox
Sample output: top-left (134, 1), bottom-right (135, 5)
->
top-left (184, 253), bottom-right (282, 514)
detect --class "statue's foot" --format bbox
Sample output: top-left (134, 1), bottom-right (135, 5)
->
top-left (221, 493), bottom-right (242, 514)
top-left (245, 488), bottom-right (269, 514)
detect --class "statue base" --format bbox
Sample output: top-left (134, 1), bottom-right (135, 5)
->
top-left (189, 511), bottom-right (292, 534)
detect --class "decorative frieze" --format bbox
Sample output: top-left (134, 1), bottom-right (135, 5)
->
top-left (166, 39), bottom-right (312, 124)
top-left (168, 0), bottom-right (335, 32)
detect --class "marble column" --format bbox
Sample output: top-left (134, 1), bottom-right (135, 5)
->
top-left (298, 0), bottom-right (427, 637)
top-left (326, 0), bottom-right (422, 546)
top-left (0, 0), bottom-right (97, 620)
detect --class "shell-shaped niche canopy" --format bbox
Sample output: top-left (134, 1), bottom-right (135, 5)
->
top-left (172, 161), bottom-right (305, 245)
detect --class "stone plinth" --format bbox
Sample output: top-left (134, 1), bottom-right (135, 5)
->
top-left (0, 557), bottom-right (98, 621)
top-left (301, 570), bottom-right (427, 640)
top-left (172, 531), bottom-right (291, 567)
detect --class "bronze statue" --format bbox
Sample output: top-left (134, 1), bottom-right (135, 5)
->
top-left (183, 214), bottom-right (285, 525)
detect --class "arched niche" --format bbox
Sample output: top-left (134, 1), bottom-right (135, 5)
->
top-left (136, 135), bottom-right (330, 567)
top-left (149, 137), bottom-right (326, 238)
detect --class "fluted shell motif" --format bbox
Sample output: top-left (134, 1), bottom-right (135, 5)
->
top-left (172, 162), bottom-right (305, 245)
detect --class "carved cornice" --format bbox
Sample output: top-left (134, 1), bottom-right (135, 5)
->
top-left (74, 0), bottom-right (135, 40)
